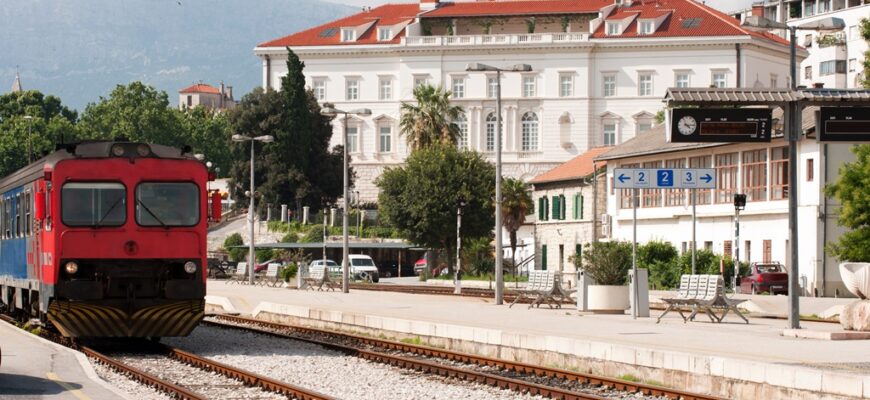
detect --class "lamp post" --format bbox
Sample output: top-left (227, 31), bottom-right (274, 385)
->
top-left (322, 198), bottom-right (329, 276)
top-left (23, 115), bottom-right (33, 163)
top-left (465, 62), bottom-right (532, 305)
top-left (455, 195), bottom-right (466, 294)
top-left (733, 194), bottom-right (746, 292)
top-left (320, 103), bottom-right (372, 293)
top-left (742, 15), bottom-right (844, 329)
top-left (232, 133), bottom-right (275, 285)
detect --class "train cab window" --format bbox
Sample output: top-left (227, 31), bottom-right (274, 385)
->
top-left (61, 182), bottom-right (126, 227)
top-left (136, 182), bottom-right (199, 227)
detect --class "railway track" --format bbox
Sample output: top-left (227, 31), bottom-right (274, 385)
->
top-left (208, 313), bottom-right (722, 400)
top-left (0, 314), bottom-right (332, 400)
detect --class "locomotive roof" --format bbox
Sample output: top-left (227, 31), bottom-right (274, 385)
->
top-left (0, 141), bottom-right (198, 193)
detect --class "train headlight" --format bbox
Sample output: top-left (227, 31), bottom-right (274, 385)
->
top-left (64, 261), bottom-right (79, 275)
top-left (184, 261), bottom-right (197, 274)
top-left (136, 144), bottom-right (151, 157)
top-left (111, 144), bottom-right (125, 157)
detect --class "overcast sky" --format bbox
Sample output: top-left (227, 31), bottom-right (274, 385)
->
top-left (322, 0), bottom-right (755, 15)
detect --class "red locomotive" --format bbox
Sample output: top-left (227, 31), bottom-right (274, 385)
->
top-left (0, 141), bottom-right (220, 337)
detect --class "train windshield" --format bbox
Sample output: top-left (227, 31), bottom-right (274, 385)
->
top-left (61, 182), bottom-right (127, 227)
top-left (135, 182), bottom-right (199, 227)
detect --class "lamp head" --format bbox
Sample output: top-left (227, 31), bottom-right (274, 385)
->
top-left (741, 15), bottom-right (788, 31)
top-left (510, 64), bottom-right (532, 72)
top-left (320, 102), bottom-right (338, 117)
top-left (350, 108), bottom-right (372, 117)
top-left (465, 62), bottom-right (496, 72)
top-left (231, 134), bottom-right (249, 142)
top-left (255, 135), bottom-right (275, 143)
top-left (798, 16), bottom-right (846, 32)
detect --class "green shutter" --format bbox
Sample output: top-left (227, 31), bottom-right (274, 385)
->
top-left (544, 197), bottom-right (550, 221)
top-left (538, 197), bottom-right (544, 220)
top-left (561, 195), bottom-right (567, 220)
top-left (575, 244), bottom-right (582, 268)
top-left (541, 245), bottom-right (548, 271)
top-left (552, 196), bottom-right (559, 220)
top-left (580, 195), bottom-right (585, 220)
top-left (573, 194), bottom-right (579, 219)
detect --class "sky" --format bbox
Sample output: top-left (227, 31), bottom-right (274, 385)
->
top-left (323, 0), bottom-right (755, 14)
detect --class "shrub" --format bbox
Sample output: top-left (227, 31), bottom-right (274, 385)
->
top-left (280, 263), bottom-right (298, 282)
top-left (301, 225), bottom-right (325, 243)
top-left (638, 241), bottom-right (680, 289)
top-left (581, 241), bottom-right (632, 285)
top-left (223, 233), bottom-right (247, 262)
top-left (256, 248), bottom-right (275, 263)
top-left (281, 232), bottom-right (298, 243)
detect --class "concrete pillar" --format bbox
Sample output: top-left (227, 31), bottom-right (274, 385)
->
top-left (330, 207), bottom-right (337, 227)
top-left (281, 204), bottom-right (288, 222)
top-left (629, 268), bottom-right (650, 318)
top-left (266, 205), bottom-right (272, 221)
top-left (576, 270), bottom-right (593, 311)
top-left (302, 206), bottom-right (310, 225)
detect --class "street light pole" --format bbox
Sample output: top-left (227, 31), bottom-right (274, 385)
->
top-left (455, 196), bottom-right (466, 295)
top-left (232, 133), bottom-right (275, 285)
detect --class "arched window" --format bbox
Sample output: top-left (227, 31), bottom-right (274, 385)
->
top-left (454, 113), bottom-right (468, 149)
top-left (485, 113), bottom-right (497, 152)
top-left (521, 112), bottom-right (538, 151)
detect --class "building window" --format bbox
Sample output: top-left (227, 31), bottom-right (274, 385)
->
top-left (689, 155), bottom-right (712, 205)
top-left (724, 240), bottom-right (733, 258)
top-left (639, 21), bottom-right (654, 35)
top-left (414, 75), bottom-right (428, 88)
top-left (606, 22), bottom-right (620, 35)
top-left (379, 78), bottom-right (392, 100)
top-left (804, 33), bottom-right (814, 47)
top-left (485, 113), bottom-right (497, 152)
top-left (763, 240), bottom-right (772, 262)
top-left (745, 240), bottom-right (751, 263)
top-left (664, 158), bottom-right (685, 206)
top-left (742, 149), bottom-right (768, 202)
top-left (820, 60), bottom-right (846, 75)
top-left (805, 66), bottom-right (813, 79)
top-left (850, 25), bottom-right (858, 40)
top-left (638, 73), bottom-right (652, 96)
top-left (603, 123), bottom-right (616, 146)
top-left (771, 146), bottom-right (789, 200)
top-left (378, 125), bottom-right (392, 153)
top-left (675, 72), bottom-right (690, 88)
top-left (573, 193), bottom-right (584, 219)
top-left (346, 126), bottom-right (359, 153)
top-left (559, 74), bottom-right (573, 97)
top-left (378, 27), bottom-right (392, 41)
top-left (704, 241), bottom-right (713, 250)
top-left (455, 114), bottom-right (468, 149)
top-left (522, 76), bottom-right (536, 97)
top-left (487, 77), bottom-right (498, 98)
top-left (341, 28), bottom-right (356, 42)
top-left (521, 112), bottom-right (539, 151)
top-left (803, 1), bottom-right (814, 17)
top-left (712, 72), bottom-right (727, 88)
top-left (538, 196), bottom-right (549, 221)
top-left (642, 160), bottom-right (662, 208)
top-left (715, 152), bottom-right (738, 204)
top-left (770, 74), bottom-right (778, 88)
top-left (186, 95), bottom-right (192, 107)
top-left (313, 79), bottom-right (326, 100)
top-left (849, 59), bottom-right (857, 72)
top-left (452, 77), bottom-right (465, 99)
top-left (603, 75), bottom-right (616, 97)
top-left (807, 158), bottom-right (814, 182)
top-left (345, 79), bottom-right (359, 100)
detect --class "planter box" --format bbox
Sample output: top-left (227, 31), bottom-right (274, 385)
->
top-left (587, 285), bottom-right (629, 314)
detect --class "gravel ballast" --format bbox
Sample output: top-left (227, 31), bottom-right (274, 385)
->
top-left (90, 361), bottom-right (171, 400)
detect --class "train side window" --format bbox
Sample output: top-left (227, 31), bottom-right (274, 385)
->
top-left (0, 198), bottom-right (4, 240)
top-left (5, 197), bottom-right (10, 239)
top-left (25, 191), bottom-right (31, 236)
top-left (15, 194), bottom-right (21, 238)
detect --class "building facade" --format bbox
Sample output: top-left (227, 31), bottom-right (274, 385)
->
top-left (730, 1), bottom-right (868, 89)
top-left (178, 82), bottom-right (237, 111)
top-left (255, 0), bottom-right (797, 202)
top-left (596, 120), bottom-right (856, 298)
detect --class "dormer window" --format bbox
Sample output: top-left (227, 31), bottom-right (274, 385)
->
top-left (606, 22), bottom-right (621, 36)
top-left (378, 27), bottom-right (392, 41)
top-left (639, 21), bottom-right (654, 35)
top-left (341, 28), bottom-right (356, 42)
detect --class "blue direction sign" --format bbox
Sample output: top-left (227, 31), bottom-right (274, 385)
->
top-left (614, 168), bottom-right (715, 189)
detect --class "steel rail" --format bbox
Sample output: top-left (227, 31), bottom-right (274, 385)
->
top-left (210, 314), bottom-right (722, 400)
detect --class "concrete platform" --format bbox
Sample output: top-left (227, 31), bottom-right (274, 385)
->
top-left (0, 321), bottom-right (128, 399)
top-left (207, 280), bottom-right (870, 400)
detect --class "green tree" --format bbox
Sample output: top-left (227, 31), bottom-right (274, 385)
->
top-left (377, 144), bottom-right (495, 273)
top-left (860, 18), bottom-right (869, 88)
top-left (77, 82), bottom-right (187, 146)
top-left (826, 144), bottom-right (870, 262)
top-left (501, 178), bottom-right (533, 272)
top-left (638, 241), bottom-right (680, 289)
top-left (399, 84), bottom-right (463, 151)
top-left (0, 90), bottom-right (79, 175)
top-left (223, 233), bottom-right (247, 262)
top-left (181, 106), bottom-right (232, 177)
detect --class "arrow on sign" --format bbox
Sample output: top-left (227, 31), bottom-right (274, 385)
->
top-left (701, 174), bottom-right (713, 183)
top-left (618, 174), bottom-right (630, 183)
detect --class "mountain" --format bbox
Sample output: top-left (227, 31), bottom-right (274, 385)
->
top-left (0, 0), bottom-right (355, 112)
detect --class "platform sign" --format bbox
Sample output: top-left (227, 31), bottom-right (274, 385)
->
top-left (669, 108), bottom-right (772, 143)
top-left (614, 168), bottom-right (715, 189)
top-left (818, 107), bottom-right (870, 142)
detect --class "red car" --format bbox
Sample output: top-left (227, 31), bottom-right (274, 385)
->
top-left (740, 262), bottom-right (788, 295)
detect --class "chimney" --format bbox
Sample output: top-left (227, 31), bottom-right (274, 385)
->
top-left (227, 86), bottom-right (233, 101)
top-left (420, 0), bottom-right (439, 12)
top-left (751, 3), bottom-right (763, 17)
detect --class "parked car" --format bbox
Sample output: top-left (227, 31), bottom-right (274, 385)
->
top-left (254, 259), bottom-right (275, 273)
top-left (345, 254), bottom-right (380, 283)
top-left (414, 258), bottom-right (427, 275)
top-left (740, 262), bottom-right (788, 295)
top-left (309, 259), bottom-right (341, 275)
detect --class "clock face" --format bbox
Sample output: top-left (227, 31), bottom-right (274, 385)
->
top-left (678, 116), bottom-right (697, 136)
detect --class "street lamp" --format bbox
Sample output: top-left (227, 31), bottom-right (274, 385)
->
top-left (232, 133), bottom-right (275, 285)
top-left (742, 15), bottom-right (844, 329)
top-left (320, 103), bottom-right (372, 293)
top-left (22, 115), bottom-right (33, 163)
top-left (733, 194), bottom-right (747, 292)
top-left (455, 195), bottom-right (466, 295)
top-left (465, 62), bottom-right (532, 305)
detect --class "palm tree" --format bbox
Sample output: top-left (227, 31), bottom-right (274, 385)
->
top-left (501, 178), bottom-right (533, 274)
top-left (399, 84), bottom-right (463, 151)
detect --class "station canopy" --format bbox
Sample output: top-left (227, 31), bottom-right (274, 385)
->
top-left (243, 241), bottom-right (423, 250)
top-left (665, 87), bottom-right (870, 106)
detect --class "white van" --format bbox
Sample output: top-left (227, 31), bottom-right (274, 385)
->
top-left (346, 254), bottom-right (380, 283)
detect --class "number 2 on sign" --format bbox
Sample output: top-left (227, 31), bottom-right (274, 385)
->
top-left (638, 172), bottom-right (645, 182)
top-left (661, 171), bottom-right (671, 184)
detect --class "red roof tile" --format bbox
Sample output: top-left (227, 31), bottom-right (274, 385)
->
top-left (179, 84), bottom-right (220, 94)
top-left (530, 147), bottom-right (613, 184)
top-left (422, 0), bottom-right (611, 18)
top-left (257, 4), bottom-right (419, 48)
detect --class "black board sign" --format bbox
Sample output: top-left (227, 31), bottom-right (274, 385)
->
top-left (670, 108), bottom-right (772, 143)
top-left (818, 107), bottom-right (870, 142)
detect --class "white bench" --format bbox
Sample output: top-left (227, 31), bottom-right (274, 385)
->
top-left (658, 274), bottom-right (747, 324)
top-left (227, 262), bottom-right (248, 285)
top-left (509, 270), bottom-right (558, 309)
top-left (303, 266), bottom-right (338, 291)
top-left (257, 263), bottom-right (282, 287)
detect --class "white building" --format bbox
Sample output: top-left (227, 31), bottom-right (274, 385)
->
top-left (730, 1), bottom-right (868, 89)
top-left (596, 112), bottom-right (856, 298)
top-left (178, 82), bottom-right (237, 111)
top-left (255, 0), bottom-right (797, 202)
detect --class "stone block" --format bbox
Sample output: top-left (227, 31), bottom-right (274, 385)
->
top-left (821, 371), bottom-right (863, 397)
top-left (589, 342), bottom-right (611, 360)
top-left (764, 365), bottom-right (795, 388)
top-left (793, 368), bottom-right (823, 392)
top-left (611, 346), bottom-right (636, 365)
top-left (839, 300), bottom-right (870, 331)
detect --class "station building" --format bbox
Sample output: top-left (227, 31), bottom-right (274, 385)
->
top-left (255, 0), bottom-right (797, 202)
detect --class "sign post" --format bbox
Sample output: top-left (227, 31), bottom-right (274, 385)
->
top-left (614, 168), bottom-right (715, 317)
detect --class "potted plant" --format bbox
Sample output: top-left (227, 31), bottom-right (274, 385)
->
top-left (579, 241), bottom-right (632, 313)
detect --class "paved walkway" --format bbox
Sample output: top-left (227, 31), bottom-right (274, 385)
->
top-left (0, 322), bottom-right (126, 399)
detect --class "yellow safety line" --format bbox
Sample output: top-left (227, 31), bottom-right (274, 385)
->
top-left (45, 372), bottom-right (92, 400)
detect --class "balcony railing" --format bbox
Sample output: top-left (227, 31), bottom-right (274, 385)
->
top-left (402, 32), bottom-right (589, 47)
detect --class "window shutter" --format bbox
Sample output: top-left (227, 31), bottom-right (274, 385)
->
top-left (541, 245), bottom-right (548, 271)
top-left (561, 195), bottom-right (567, 220)
top-left (573, 194), bottom-right (579, 219)
top-left (552, 196), bottom-right (559, 220)
top-left (538, 197), bottom-right (544, 220)
top-left (544, 197), bottom-right (549, 220)
top-left (580, 195), bottom-right (585, 219)
top-left (575, 244), bottom-right (582, 268)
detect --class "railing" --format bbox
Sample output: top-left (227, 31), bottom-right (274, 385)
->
top-left (403, 32), bottom-right (588, 47)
